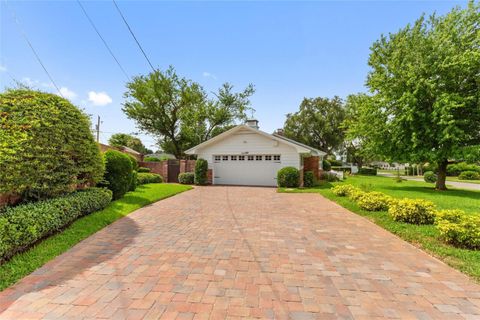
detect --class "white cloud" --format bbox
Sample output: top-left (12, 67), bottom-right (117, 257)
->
top-left (202, 71), bottom-right (217, 80)
top-left (0, 65), bottom-right (6, 72)
top-left (58, 87), bottom-right (77, 100)
top-left (88, 91), bottom-right (112, 106)
top-left (21, 77), bottom-right (53, 89)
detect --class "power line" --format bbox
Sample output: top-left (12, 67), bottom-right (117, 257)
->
top-left (4, 0), bottom-right (64, 97)
top-left (76, 0), bottom-right (130, 81)
top-left (112, 0), bottom-right (155, 72)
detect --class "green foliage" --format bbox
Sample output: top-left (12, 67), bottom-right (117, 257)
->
top-left (283, 97), bottom-right (345, 154)
top-left (0, 188), bottom-right (112, 263)
top-left (388, 199), bottom-right (436, 225)
top-left (358, 167), bottom-right (377, 176)
top-left (137, 173), bottom-right (163, 185)
top-left (138, 167), bottom-right (151, 173)
top-left (0, 89), bottom-right (104, 201)
top-left (144, 156), bottom-right (162, 162)
top-left (458, 171), bottom-right (480, 180)
top-left (303, 171), bottom-right (315, 187)
top-left (327, 158), bottom-right (342, 167)
top-left (423, 162), bottom-right (438, 173)
top-left (102, 150), bottom-right (134, 200)
top-left (357, 191), bottom-right (394, 211)
top-left (130, 171), bottom-right (138, 191)
top-left (436, 210), bottom-right (480, 249)
top-left (424, 171), bottom-right (437, 183)
top-left (127, 154), bottom-right (139, 171)
top-left (346, 3), bottom-right (480, 190)
top-left (178, 172), bottom-right (194, 184)
top-left (322, 159), bottom-right (331, 171)
top-left (194, 159), bottom-right (209, 185)
top-left (448, 162), bottom-right (480, 176)
top-left (277, 167), bottom-right (300, 188)
top-left (123, 67), bottom-right (255, 158)
top-left (108, 133), bottom-right (150, 154)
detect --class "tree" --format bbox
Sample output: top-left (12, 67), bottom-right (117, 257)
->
top-left (108, 133), bottom-right (151, 154)
top-left (123, 67), bottom-right (254, 158)
top-left (347, 2), bottom-right (480, 190)
top-left (283, 96), bottom-right (345, 154)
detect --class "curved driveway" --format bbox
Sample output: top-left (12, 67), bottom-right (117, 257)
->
top-left (1, 186), bottom-right (479, 319)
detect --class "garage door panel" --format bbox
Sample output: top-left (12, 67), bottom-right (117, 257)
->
top-left (213, 155), bottom-right (280, 186)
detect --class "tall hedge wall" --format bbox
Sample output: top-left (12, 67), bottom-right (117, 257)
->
top-left (0, 89), bottom-right (104, 200)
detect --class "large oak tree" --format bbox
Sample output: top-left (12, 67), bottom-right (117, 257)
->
top-left (122, 67), bottom-right (254, 158)
top-left (347, 2), bottom-right (480, 190)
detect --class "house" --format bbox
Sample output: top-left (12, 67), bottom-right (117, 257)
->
top-left (185, 120), bottom-right (326, 186)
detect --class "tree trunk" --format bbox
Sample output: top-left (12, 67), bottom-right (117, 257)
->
top-left (435, 159), bottom-right (448, 190)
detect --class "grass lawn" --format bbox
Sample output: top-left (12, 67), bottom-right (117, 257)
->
top-left (0, 183), bottom-right (192, 291)
top-left (280, 175), bottom-right (480, 281)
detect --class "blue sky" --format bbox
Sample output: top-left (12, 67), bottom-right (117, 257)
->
top-left (0, 0), bottom-right (467, 150)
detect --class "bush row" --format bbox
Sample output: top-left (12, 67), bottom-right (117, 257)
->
top-left (137, 173), bottom-right (163, 185)
top-left (331, 184), bottom-right (480, 249)
top-left (0, 188), bottom-right (112, 263)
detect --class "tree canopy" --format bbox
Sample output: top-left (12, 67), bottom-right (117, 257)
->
top-left (108, 133), bottom-right (152, 154)
top-left (345, 2), bottom-right (480, 190)
top-left (123, 67), bottom-right (255, 158)
top-left (283, 96), bottom-right (345, 154)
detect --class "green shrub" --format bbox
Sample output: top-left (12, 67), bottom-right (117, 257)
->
top-left (138, 167), bottom-right (151, 173)
top-left (277, 167), bottom-right (300, 188)
top-left (332, 184), bottom-right (360, 197)
top-left (194, 159), bottom-right (209, 185)
top-left (357, 192), bottom-right (394, 211)
top-left (303, 171), bottom-right (315, 187)
top-left (447, 162), bottom-right (480, 176)
top-left (424, 171), bottom-right (437, 183)
top-left (388, 199), bottom-right (436, 224)
top-left (358, 167), bottom-right (377, 176)
top-left (144, 156), bottom-right (161, 162)
top-left (0, 188), bottom-right (112, 263)
top-left (137, 173), bottom-right (163, 185)
top-left (130, 171), bottom-right (138, 191)
top-left (328, 158), bottom-right (342, 167)
top-left (127, 154), bottom-right (139, 171)
top-left (458, 170), bottom-right (480, 180)
top-left (435, 210), bottom-right (480, 249)
top-left (348, 189), bottom-right (367, 201)
top-left (0, 89), bottom-right (104, 201)
top-left (178, 172), bottom-right (194, 184)
top-left (322, 160), bottom-right (331, 171)
top-left (102, 150), bottom-right (134, 200)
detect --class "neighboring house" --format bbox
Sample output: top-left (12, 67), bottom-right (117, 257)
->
top-left (371, 161), bottom-right (408, 170)
top-left (99, 143), bottom-right (143, 161)
top-left (185, 120), bottom-right (326, 186)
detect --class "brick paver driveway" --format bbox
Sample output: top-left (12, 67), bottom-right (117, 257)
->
top-left (1, 187), bottom-right (480, 319)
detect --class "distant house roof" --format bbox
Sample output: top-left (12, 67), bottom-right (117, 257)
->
top-left (122, 146), bottom-right (141, 155)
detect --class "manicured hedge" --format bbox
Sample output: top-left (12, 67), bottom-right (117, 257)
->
top-left (102, 150), bottom-right (134, 200)
top-left (424, 171), bottom-right (437, 183)
top-left (447, 162), bottom-right (480, 176)
top-left (277, 167), bottom-right (300, 188)
top-left (303, 171), bottom-right (315, 187)
top-left (459, 171), bottom-right (480, 180)
top-left (322, 160), bottom-right (332, 171)
top-left (0, 89), bottom-right (104, 201)
top-left (178, 172), bottom-right (194, 184)
top-left (137, 173), bottom-right (163, 185)
top-left (194, 159), bottom-right (209, 185)
top-left (0, 188), bottom-right (112, 263)
top-left (388, 199), bottom-right (436, 225)
top-left (358, 167), bottom-right (377, 176)
top-left (436, 210), bottom-right (480, 249)
top-left (138, 167), bottom-right (151, 173)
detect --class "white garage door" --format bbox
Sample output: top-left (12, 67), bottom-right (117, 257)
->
top-left (212, 154), bottom-right (281, 186)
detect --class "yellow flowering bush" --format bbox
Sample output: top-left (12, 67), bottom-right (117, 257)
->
top-left (388, 199), bottom-right (436, 224)
top-left (357, 192), bottom-right (394, 211)
top-left (331, 184), bottom-right (359, 197)
top-left (435, 210), bottom-right (480, 249)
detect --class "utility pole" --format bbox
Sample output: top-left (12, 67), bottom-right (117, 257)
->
top-left (95, 115), bottom-right (101, 142)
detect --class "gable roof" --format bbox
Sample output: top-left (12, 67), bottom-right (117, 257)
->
top-left (185, 124), bottom-right (326, 156)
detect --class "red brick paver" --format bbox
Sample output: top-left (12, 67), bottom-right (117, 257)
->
top-left (1, 186), bottom-right (479, 319)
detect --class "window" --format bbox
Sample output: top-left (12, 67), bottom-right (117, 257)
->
top-left (222, 155), bottom-right (229, 161)
top-left (248, 155), bottom-right (254, 161)
top-left (265, 155), bottom-right (272, 161)
top-left (239, 155), bottom-right (245, 161)
top-left (214, 155), bottom-right (221, 162)
top-left (256, 155), bottom-right (262, 161)
top-left (231, 155), bottom-right (237, 161)
top-left (274, 155), bottom-right (281, 161)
